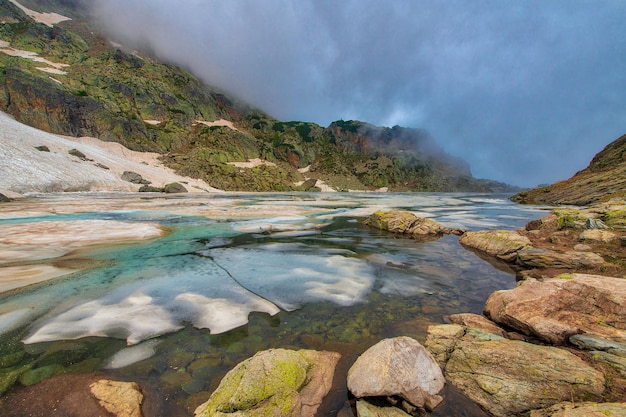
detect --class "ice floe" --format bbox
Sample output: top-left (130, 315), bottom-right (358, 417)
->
top-left (104, 339), bottom-right (161, 369)
top-left (208, 244), bottom-right (374, 311)
top-left (23, 257), bottom-right (280, 345)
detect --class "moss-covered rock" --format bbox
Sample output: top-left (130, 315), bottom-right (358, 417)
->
top-left (364, 210), bottom-right (465, 239)
top-left (459, 230), bottom-right (532, 262)
top-left (194, 348), bottom-right (340, 417)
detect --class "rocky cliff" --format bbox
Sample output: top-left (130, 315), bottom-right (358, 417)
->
top-left (511, 133), bottom-right (626, 205)
top-left (0, 0), bottom-right (518, 192)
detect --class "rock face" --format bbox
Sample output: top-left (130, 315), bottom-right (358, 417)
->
top-left (90, 379), bottom-right (144, 417)
top-left (347, 336), bottom-right (445, 411)
top-left (529, 401), bottom-right (626, 417)
top-left (193, 349), bottom-right (341, 417)
top-left (363, 210), bottom-right (465, 240)
top-left (483, 274), bottom-right (626, 345)
top-left (459, 230), bottom-right (531, 261)
top-left (447, 313), bottom-right (507, 338)
top-left (516, 248), bottom-right (605, 269)
top-left (426, 326), bottom-right (606, 417)
top-left (511, 132), bottom-right (626, 205)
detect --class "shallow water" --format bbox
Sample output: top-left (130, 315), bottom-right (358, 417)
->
top-left (0, 192), bottom-right (548, 416)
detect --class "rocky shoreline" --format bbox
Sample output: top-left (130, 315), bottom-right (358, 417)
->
top-left (0, 200), bottom-right (624, 417)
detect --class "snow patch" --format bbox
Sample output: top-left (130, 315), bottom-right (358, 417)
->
top-left (8, 0), bottom-right (71, 27)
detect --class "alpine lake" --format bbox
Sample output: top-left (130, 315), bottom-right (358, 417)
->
top-left (0, 192), bottom-right (549, 416)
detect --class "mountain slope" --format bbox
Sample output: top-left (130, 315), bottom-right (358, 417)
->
top-left (0, 0), bottom-right (518, 192)
top-left (511, 133), bottom-right (626, 205)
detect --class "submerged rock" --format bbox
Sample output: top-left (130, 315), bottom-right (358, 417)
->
top-left (459, 230), bottom-right (531, 262)
top-left (90, 379), bottom-right (144, 417)
top-left (484, 274), bottom-right (626, 345)
top-left (194, 348), bottom-right (340, 417)
top-left (347, 336), bottom-right (445, 411)
top-left (363, 210), bottom-right (464, 240)
top-left (355, 400), bottom-right (412, 417)
top-left (426, 325), bottom-right (605, 417)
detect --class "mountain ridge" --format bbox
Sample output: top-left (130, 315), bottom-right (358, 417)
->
top-left (511, 132), bottom-right (626, 205)
top-left (0, 0), bottom-right (520, 193)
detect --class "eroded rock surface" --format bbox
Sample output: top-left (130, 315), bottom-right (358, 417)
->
top-left (484, 274), bottom-right (626, 345)
top-left (459, 230), bottom-right (531, 262)
top-left (426, 326), bottom-right (605, 417)
top-left (529, 401), bottom-right (626, 417)
top-left (347, 336), bottom-right (445, 411)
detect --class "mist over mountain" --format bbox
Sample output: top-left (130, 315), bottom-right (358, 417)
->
top-left (82, 0), bottom-right (626, 188)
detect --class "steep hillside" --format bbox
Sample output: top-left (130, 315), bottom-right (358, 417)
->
top-left (0, 0), bottom-right (518, 192)
top-left (511, 132), bottom-right (626, 205)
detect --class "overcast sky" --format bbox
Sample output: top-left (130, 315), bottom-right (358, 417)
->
top-left (88, 0), bottom-right (626, 187)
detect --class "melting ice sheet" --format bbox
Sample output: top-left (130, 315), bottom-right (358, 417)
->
top-left (206, 243), bottom-right (374, 311)
top-left (23, 256), bottom-right (280, 345)
top-left (22, 244), bottom-right (374, 345)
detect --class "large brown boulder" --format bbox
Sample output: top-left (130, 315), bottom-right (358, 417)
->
top-left (459, 230), bottom-right (531, 262)
top-left (194, 349), bottom-right (340, 417)
top-left (363, 210), bottom-right (464, 240)
top-left (426, 326), bottom-right (605, 417)
top-left (347, 336), bottom-right (445, 411)
top-left (484, 274), bottom-right (626, 345)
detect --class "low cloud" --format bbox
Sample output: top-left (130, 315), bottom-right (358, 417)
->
top-left (87, 0), bottom-right (626, 187)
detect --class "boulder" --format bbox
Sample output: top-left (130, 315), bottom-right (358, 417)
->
top-left (516, 249), bottom-right (605, 269)
top-left (459, 230), bottom-right (531, 262)
top-left (347, 336), bottom-right (445, 411)
top-left (163, 182), bottom-right (188, 193)
top-left (363, 210), bottom-right (464, 239)
top-left (138, 185), bottom-right (163, 193)
top-left (484, 274), bottom-right (626, 345)
top-left (194, 349), bottom-right (341, 417)
top-left (121, 171), bottom-right (150, 185)
top-left (0, 193), bottom-right (12, 203)
top-left (428, 326), bottom-right (605, 417)
top-left (68, 148), bottom-right (91, 161)
top-left (529, 401), bottom-right (626, 417)
top-left (90, 379), bottom-right (144, 417)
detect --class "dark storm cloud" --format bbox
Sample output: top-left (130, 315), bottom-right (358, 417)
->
top-left (87, 0), bottom-right (626, 187)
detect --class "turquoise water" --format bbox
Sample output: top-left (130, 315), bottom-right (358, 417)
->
top-left (0, 192), bottom-right (547, 416)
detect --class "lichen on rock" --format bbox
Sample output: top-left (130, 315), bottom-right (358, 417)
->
top-left (193, 348), bottom-right (340, 417)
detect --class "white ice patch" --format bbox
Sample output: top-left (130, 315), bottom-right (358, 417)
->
top-left (209, 244), bottom-right (374, 311)
top-left (104, 339), bottom-right (161, 369)
top-left (23, 257), bottom-right (280, 345)
top-left (175, 293), bottom-right (279, 334)
top-left (229, 216), bottom-right (316, 233)
top-left (0, 308), bottom-right (34, 334)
